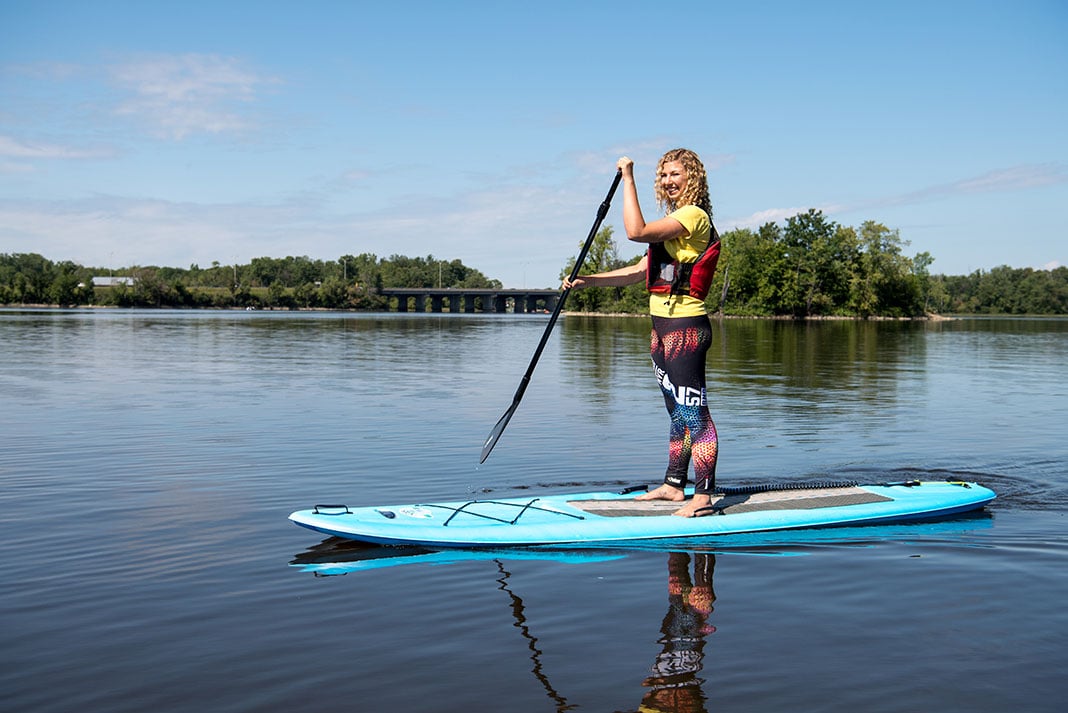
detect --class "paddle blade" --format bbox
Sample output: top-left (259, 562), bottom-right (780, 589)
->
top-left (480, 405), bottom-right (516, 464)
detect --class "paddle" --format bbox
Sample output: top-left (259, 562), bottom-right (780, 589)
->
top-left (479, 169), bottom-right (623, 463)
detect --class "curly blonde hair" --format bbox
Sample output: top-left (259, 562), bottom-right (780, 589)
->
top-left (654, 148), bottom-right (712, 218)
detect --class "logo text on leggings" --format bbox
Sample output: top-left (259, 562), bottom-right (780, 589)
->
top-left (655, 366), bottom-right (706, 407)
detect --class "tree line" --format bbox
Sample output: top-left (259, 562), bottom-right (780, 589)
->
top-left (3, 209), bottom-right (1065, 314)
top-left (0, 253), bottom-right (500, 309)
top-left (561, 210), bottom-right (1068, 317)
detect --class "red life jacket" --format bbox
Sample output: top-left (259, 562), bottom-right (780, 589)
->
top-left (646, 223), bottom-right (721, 300)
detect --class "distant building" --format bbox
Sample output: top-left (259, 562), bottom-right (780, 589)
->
top-left (91, 276), bottom-right (136, 287)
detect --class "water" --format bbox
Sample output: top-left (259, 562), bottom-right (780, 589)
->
top-left (2, 309), bottom-right (1066, 712)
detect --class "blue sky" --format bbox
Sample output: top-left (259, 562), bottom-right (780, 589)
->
top-left (2, 0), bottom-right (1065, 288)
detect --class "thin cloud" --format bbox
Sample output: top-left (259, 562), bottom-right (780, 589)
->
top-left (1, 61), bottom-right (85, 81)
top-left (726, 206), bottom-right (833, 230)
top-left (109, 54), bottom-right (276, 140)
top-left (0, 194), bottom-right (291, 267)
top-left (838, 163), bottom-right (1068, 215)
top-left (0, 135), bottom-right (112, 160)
top-left (889, 163), bottom-right (1068, 206)
top-left (728, 163), bottom-right (1068, 231)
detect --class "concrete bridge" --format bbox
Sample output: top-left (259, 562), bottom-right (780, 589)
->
top-left (377, 287), bottom-right (559, 313)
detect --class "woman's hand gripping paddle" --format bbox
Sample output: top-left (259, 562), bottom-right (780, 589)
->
top-left (479, 169), bottom-right (623, 463)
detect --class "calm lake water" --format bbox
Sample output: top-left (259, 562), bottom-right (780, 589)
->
top-left (2, 309), bottom-right (1067, 712)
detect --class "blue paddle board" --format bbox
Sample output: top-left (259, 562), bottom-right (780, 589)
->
top-left (288, 480), bottom-right (995, 548)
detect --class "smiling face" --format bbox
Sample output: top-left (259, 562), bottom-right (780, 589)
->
top-left (658, 161), bottom-right (689, 204)
top-left (654, 148), bottom-right (711, 216)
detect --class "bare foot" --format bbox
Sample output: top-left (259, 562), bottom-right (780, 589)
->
top-left (635, 484), bottom-right (685, 502)
top-left (673, 494), bottom-right (713, 518)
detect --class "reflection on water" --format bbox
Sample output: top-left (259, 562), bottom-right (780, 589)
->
top-left (639, 552), bottom-right (716, 713)
top-left (293, 541), bottom-right (720, 713)
top-left (495, 560), bottom-right (573, 712)
top-left (496, 552), bottom-right (719, 713)
top-left (288, 537), bottom-right (628, 574)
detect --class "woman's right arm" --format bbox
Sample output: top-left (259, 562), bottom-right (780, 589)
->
top-left (618, 156), bottom-right (689, 244)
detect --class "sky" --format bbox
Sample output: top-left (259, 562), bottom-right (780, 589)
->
top-left (1, 0), bottom-right (1065, 288)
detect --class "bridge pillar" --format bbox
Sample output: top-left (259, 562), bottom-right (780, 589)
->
top-left (430, 295), bottom-right (443, 313)
top-left (395, 295), bottom-right (408, 312)
top-left (449, 295), bottom-right (461, 313)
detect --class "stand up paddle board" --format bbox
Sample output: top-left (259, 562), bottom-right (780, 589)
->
top-left (288, 480), bottom-right (995, 548)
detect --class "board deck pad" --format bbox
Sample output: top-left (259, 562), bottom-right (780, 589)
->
top-left (569, 485), bottom-right (894, 517)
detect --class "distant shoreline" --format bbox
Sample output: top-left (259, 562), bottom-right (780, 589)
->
top-left (4, 303), bottom-right (956, 320)
top-left (562, 311), bottom-right (955, 321)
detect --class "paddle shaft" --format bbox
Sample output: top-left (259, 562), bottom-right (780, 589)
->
top-left (480, 169), bottom-right (623, 463)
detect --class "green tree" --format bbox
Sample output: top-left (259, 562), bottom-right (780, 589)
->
top-left (2, 253), bottom-right (52, 303)
top-left (293, 282), bottom-right (317, 308)
top-left (131, 268), bottom-right (168, 307)
top-left (912, 251), bottom-right (936, 314)
top-left (47, 261), bottom-right (87, 306)
top-left (343, 253), bottom-right (383, 291)
top-left (779, 210), bottom-right (855, 316)
top-left (719, 225), bottom-right (785, 315)
top-left (266, 281), bottom-right (286, 308)
top-left (317, 278), bottom-right (348, 308)
top-left (850, 221), bottom-right (923, 317)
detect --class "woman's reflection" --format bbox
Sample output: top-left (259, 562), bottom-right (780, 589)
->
top-left (638, 551), bottom-right (716, 713)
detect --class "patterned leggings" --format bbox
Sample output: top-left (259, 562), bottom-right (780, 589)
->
top-left (650, 314), bottom-right (718, 494)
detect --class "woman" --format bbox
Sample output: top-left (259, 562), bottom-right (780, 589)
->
top-left (564, 149), bottom-right (721, 517)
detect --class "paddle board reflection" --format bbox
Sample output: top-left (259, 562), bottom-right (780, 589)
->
top-left (636, 551), bottom-right (716, 713)
top-left (289, 538), bottom-right (627, 574)
top-left (289, 541), bottom-right (719, 711)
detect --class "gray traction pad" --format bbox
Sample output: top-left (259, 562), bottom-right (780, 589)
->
top-left (569, 486), bottom-right (893, 517)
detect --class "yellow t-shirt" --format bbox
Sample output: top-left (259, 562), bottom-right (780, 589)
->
top-left (648, 204), bottom-right (711, 318)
